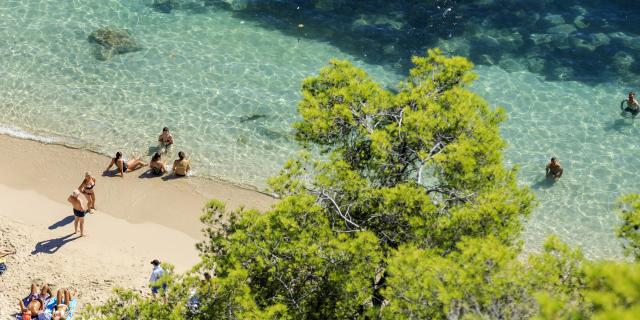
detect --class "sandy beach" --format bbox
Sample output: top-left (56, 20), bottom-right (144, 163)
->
top-left (0, 134), bottom-right (276, 318)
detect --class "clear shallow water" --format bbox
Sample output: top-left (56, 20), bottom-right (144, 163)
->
top-left (1, 0), bottom-right (638, 259)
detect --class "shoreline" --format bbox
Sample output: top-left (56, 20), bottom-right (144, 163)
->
top-left (0, 133), bottom-right (278, 318)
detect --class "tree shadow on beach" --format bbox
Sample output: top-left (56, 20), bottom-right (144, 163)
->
top-left (48, 216), bottom-right (75, 230)
top-left (31, 233), bottom-right (80, 255)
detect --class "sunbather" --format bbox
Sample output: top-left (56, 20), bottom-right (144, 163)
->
top-left (49, 288), bottom-right (77, 320)
top-left (18, 283), bottom-right (51, 319)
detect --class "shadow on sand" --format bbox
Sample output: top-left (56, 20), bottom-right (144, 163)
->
top-left (48, 215), bottom-right (75, 230)
top-left (31, 233), bottom-right (80, 255)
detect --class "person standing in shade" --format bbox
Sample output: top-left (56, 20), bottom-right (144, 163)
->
top-left (150, 259), bottom-right (167, 303)
top-left (546, 157), bottom-right (563, 181)
top-left (67, 190), bottom-right (87, 237)
top-left (172, 151), bottom-right (190, 177)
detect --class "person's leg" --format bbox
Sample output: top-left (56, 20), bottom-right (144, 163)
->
top-left (79, 217), bottom-right (85, 236)
top-left (41, 284), bottom-right (51, 298)
top-left (63, 289), bottom-right (71, 305)
top-left (30, 283), bottom-right (37, 296)
top-left (74, 216), bottom-right (79, 234)
top-left (57, 289), bottom-right (64, 306)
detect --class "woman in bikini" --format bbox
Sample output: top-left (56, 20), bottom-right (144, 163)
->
top-left (78, 172), bottom-right (96, 213)
top-left (50, 288), bottom-right (77, 320)
top-left (106, 152), bottom-right (148, 177)
top-left (172, 151), bottom-right (191, 177)
top-left (149, 152), bottom-right (166, 176)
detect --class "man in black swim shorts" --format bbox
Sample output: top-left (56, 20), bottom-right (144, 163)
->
top-left (67, 190), bottom-right (87, 237)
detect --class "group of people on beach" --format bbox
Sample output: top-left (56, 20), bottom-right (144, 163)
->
top-left (17, 283), bottom-right (77, 320)
top-left (66, 127), bottom-right (191, 237)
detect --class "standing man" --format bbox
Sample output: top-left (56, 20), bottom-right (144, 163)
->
top-left (150, 259), bottom-right (167, 303)
top-left (67, 190), bottom-right (87, 237)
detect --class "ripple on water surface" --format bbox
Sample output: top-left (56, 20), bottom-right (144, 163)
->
top-left (0, 0), bottom-right (637, 260)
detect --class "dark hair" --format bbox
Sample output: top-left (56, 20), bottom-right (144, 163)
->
top-left (551, 157), bottom-right (556, 162)
top-left (178, 151), bottom-right (185, 160)
top-left (151, 259), bottom-right (160, 266)
top-left (163, 127), bottom-right (169, 132)
top-left (115, 151), bottom-right (122, 160)
top-left (203, 272), bottom-right (211, 280)
top-left (152, 152), bottom-right (161, 162)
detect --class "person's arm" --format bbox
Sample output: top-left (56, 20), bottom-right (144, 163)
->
top-left (18, 299), bottom-right (26, 312)
top-left (119, 161), bottom-right (124, 177)
top-left (67, 195), bottom-right (75, 204)
top-left (172, 160), bottom-right (177, 172)
top-left (167, 134), bottom-right (173, 145)
top-left (545, 164), bottom-right (550, 175)
top-left (158, 134), bottom-right (163, 142)
top-left (186, 161), bottom-right (191, 173)
top-left (106, 159), bottom-right (115, 172)
top-left (78, 179), bottom-right (86, 193)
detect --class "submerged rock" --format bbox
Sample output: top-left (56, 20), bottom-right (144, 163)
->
top-left (88, 27), bottom-right (142, 60)
top-left (543, 14), bottom-right (565, 26)
top-left (239, 114), bottom-right (268, 123)
top-left (152, 0), bottom-right (179, 13)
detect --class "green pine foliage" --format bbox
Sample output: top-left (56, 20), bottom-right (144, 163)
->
top-left (81, 51), bottom-right (640, 319)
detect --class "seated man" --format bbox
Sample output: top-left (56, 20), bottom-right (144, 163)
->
top-left (172, 151), bottom-right (191, 177)
top-left (625, 91), bottom-right (640, 115)
top-left (546, 157), bottom-right (563, 180)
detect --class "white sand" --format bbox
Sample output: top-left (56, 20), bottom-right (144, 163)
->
top-left (0, 135), bottom-right (276, 318)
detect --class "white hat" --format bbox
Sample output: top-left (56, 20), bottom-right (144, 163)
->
top-left (71, 190), bottom-right (81, 197)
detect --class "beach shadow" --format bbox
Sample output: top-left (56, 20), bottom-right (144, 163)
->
top-left (102, 169), bottom-right (118, 177)
top-left (138, 169), bottom-right (164, 179)
top-left (32, 233), bottom-right (80, 255)
top-left (531, 175), bottom-right (557, 190)
top-left (48, 215), bottom-right (75, 230)
top-left (161, 174), bottom-right (186, 181)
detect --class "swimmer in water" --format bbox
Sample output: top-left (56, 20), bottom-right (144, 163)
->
top-left (546, 157), bottom-right (563, 181)
top-left (626, 92), bottom-right (640, 115)
top-left (158, 127), bottom-right (174, 154)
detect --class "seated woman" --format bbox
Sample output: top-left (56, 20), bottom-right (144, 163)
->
top-left (172, 151), bottom-right (191, 177)
top-left (49, 288), bottom-right (77, 320)
top-left (18, 283), bottom-right (51, 319)
top-left (105, 152), bottom-right (148, 177)
top-left (158, 127), bottom-right (174, 154)
top-left (149, 152), bottom-right (166, 176)
top-left (545, 157), bottom-right (563, 181)
top-left (625, 91), bottom-right (640, 116)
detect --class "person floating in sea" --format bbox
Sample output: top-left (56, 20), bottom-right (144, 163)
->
top-left (68, 190), bottom-right (87, 237)
top-left (624, 91), bottom-right (640, 116)
top-left (546, 157), bottom-right (563, 181)
top-left (78, 171), bottom-right (96, 213)
top-left (172, 151), bottom-right (191, 177)
top-left (105, 152), bottom-right (148, 178)
top-left (158, 127), bottom-right (174, 154)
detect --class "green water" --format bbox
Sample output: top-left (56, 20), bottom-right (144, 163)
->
top-left (1, 0), bottom-right (638, 259)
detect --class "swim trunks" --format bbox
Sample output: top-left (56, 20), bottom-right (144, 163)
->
top-left (73, 209), bottom-right (86, 218)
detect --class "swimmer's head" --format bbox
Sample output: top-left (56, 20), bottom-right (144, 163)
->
top-left (152, 152), bottom-right (161, 162)
top-left (115, 151), bottom-right (122, 160)
top-left (85, 171), bottom-right (92, 178)
top-left (163, 127), bottom-right (169, 132)
top-left (630, 92), bottom-right (636, 97)
top-left (178, 151), bottom-right (185, 160)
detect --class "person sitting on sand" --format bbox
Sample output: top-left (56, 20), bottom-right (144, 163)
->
top-left (105, 152), bottom-right (148, 177)
top-left (546, 157), bottom-right (563, 180)
top-left (78, 172), bottom-right (96, 213)
top-left (625, 91), bottom-right (640, 115)
top-left (67, 190), bottom-right (86, 237)
top-left (158, 127), bottom-right (174, 153)
top-left (172, 151), bottom-right (190, 177)
top-left (50, 288), bottom-right (77, 320)
top-left (18, 283), bottom-right (51, 319)
top-left (149, 152), bottom-right (166, 176)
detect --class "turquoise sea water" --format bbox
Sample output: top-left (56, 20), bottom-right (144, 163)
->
top-left (1, 0), bottom-right (639, 259)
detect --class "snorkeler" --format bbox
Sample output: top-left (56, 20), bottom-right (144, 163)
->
top-left (546, 157), bottom-right (563, 181)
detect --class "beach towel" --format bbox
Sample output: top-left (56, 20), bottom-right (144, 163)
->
top-left (0, 261), bottom-right (6, 275)
top-left (44, 297), bottom-right (78, 320)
